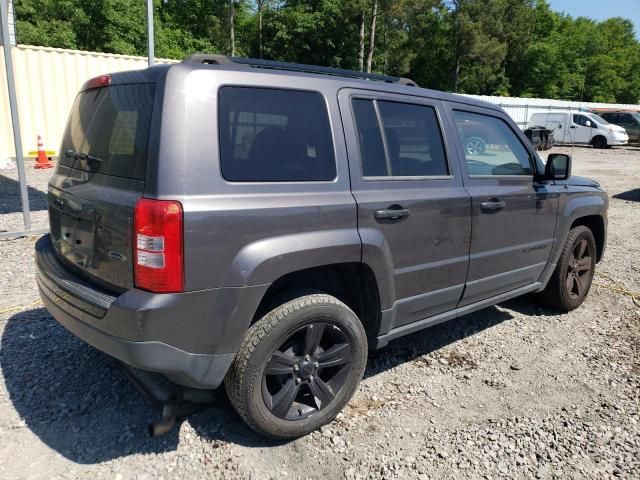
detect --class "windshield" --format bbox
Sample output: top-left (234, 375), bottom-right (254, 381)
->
top-left (587, 113), bottom-right (609, 125)
top-left (59, 84), bottom-right (155, 180)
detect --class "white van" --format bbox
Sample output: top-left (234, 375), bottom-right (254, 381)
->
top-left (529, 111), bottom-right (628, 148)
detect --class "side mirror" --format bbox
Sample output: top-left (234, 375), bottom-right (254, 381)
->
top-left (585, 120), bottom-right (592, 127)
top-left (545, 153), bottom-right (571, 180)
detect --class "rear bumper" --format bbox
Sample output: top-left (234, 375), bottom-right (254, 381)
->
top-left (35, 235), bottom-right (268, 388)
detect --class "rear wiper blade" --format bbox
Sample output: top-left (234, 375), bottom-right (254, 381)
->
top-left (65, 149), bottom-right (103, 165)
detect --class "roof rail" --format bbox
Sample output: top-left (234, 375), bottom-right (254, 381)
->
top-left (182, 54), bottom-right (418, 87)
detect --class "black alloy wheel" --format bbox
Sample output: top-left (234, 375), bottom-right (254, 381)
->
top-left (225, 293), bottom-right (367, 439)
top-left (538, 225), bottom-right (596, 312)
top-left (565, 238), bottom-right (593, 300)
top-left (262, 322), bottom-right (352, 420)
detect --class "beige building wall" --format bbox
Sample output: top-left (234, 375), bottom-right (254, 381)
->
top-left (0, 45), bottom-right (175, 159)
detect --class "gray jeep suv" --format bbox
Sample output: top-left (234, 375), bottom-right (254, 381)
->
top-left (35, 55), bottom-right (608, 439)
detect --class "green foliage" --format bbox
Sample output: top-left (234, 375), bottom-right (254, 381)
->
top-left (12, 0), bottom-right (640, 103)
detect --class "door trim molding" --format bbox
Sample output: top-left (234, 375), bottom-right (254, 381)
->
top-left (376, 282), bottom-right (541, 348)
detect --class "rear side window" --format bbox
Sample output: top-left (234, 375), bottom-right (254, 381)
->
top-left (219, 87), bottom-right (336, 182)
top-left (351, 98), bottom-right (448, 178)
top-left (60, 84), bottom-right (155, 180)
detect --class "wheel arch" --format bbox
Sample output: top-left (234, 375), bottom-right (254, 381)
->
top-left (538, 195), bottom-right (607, 290)
top-left (250, 263), bottom-right (382, 346)
top-left (570, 215), bottom-right (606, 262)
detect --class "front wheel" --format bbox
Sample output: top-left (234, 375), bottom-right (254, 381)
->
top-left (591, 136), bottom-right (607, 149)
top-left (538, 225), bottom-right (596, 312)
top-left (225, 293), bottom-right (368, 439)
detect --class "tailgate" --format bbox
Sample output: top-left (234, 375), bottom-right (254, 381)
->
top-left (48, 82), bottom-right (156, 291)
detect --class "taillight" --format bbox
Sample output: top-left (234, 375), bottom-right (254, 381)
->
top-left (134, 198), bottom-right (184, 293)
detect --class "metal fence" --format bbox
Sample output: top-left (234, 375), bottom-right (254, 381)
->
top-left (462, 94), bottom-right (639, 129)
top-left (0, 45), bottom-right (176, 160)
top-left (2, 46), bottom-right (639, 160)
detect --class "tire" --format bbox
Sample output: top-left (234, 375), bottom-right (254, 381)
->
top-left (538, 225), bottom-right (596, 312)
top-left (225, 293), bottom-right (368, 439)
top-left (464, 136), bottom-right (486, 155)
top-left (591, 136), bottom-right (607, 149)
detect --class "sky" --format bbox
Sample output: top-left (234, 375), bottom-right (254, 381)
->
top-left (548, 0), bottom-right (640, 39)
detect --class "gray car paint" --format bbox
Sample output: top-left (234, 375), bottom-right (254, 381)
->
top-left (338, 89), bottom-right (471, 332)
top-left (442, 102), bottom-right (559, 306)
top-left (36, 60), bottom-right (608, 388)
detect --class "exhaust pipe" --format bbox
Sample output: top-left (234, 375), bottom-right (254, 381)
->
top-left (118, 362), bottom-right (218, 437)
top-left (149, 404), bottom-right (178, 437)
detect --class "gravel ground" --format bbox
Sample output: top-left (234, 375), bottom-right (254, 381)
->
top-left (0, 147), bottom-right (638, 479)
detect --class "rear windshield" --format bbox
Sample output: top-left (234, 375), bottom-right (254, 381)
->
top-left (59, 84), bottom-right (155, 180)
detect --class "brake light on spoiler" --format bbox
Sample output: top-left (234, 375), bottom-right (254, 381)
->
top-left (134, 198), bottom-right (184, 293)
top-left (81, 74), bottom-right (112, 91)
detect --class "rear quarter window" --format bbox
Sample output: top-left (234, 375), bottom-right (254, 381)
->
top-left (218, 87), bottom-right (337, 182)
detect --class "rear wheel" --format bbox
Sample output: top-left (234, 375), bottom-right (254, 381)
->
top-left (225, 293), bottom-right (367, 439)
top-left (591, 136), bottom-right (607, 149)
top-left (464, 137), bottom-right (486, 155)
top-left (538, 225), bottom-right (596, 311)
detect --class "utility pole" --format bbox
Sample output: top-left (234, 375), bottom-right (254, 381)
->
top-left (1, 0), bottom-right (31, 234)
top-left (146, 0), bottom-right (155, 67)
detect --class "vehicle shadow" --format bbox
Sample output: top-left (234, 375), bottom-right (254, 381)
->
top-left (364, 303), bottom-right (514, 378)
top-left (0, 307), bottom-right (290, 460)
top-left (1, 308), bottom-right (181, 463)
top-left (1, 300), bottom-right (521, 461)
top-left (499, 294), bottom-right (559, 317)
top-left (0, 174), bottom-right (48, 214)
top-left (612, 188), bottom-right (640, 202)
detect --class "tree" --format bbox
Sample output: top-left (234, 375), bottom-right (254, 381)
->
top-left (12, 0), bottom-right (640, 103)
top-left (256, 0), bottom-right (270, 58)
top-left (229, 1), bottom-right (236, 56)
top-left (366, 0), bottom-right (378, 72)
top-left (358, 9), bottom-right (366, 71)
top-left (448, 0), bottom-right (509, 94)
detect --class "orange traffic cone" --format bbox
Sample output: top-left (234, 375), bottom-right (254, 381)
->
top-left (34, 135), bottom-right (54, 169)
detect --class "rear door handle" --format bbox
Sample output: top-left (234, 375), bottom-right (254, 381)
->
top-left (480, 199), bottom-right (505, 213)
top-left (374, 207), bottom-right (410, 221)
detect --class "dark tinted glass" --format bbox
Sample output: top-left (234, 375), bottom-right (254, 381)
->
top-left (453, 110), bottom-right (533, 176)
top-left (352, 98), bottom-right (448, 177)
top-left (60, 84), bottom-right (155, 180)
top-left (573, 114), bottom-right (592, 127)
top-left (219, 87), bottom-right (336, 182)
top-left (351, 99), bottom-right (387, 176)
top-left (621, 113), bottom-right (636, 124)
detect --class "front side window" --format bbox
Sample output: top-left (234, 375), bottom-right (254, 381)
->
top-left (573, 114), bottom-right (592, 127)
top-left (453, 110), bottom-right (533, 176)
top-left (351, 98), bottom-right (448, 177)
top-left (219, 87), bottom-right (336, 182)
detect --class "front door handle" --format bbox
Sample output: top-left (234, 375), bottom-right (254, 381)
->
top-left (480, 199), bottom-right (505, 213)
top-left (569, 125), bottom-right (576, 129)
top-left (374, 206), bottom-right (410, 221)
